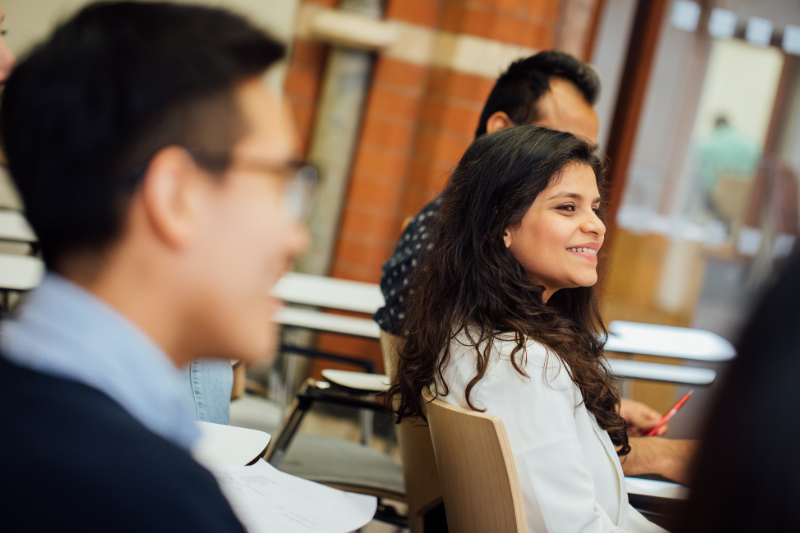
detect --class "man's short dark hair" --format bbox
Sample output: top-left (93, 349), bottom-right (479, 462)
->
top-left (0, 1), bottom-right (285, 268)
top-left (475, 51), bottom-right (600, 138)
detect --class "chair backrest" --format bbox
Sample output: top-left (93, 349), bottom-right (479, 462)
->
top-left (380, 331), bottom-right (443, 533)
top-left (426, 398), bottom-right (527, 533)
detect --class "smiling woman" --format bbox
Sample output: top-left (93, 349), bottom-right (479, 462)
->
top-left (503, 162), bottom-right (605, 302)
top-left (390, 125), bottom-right (665, 532)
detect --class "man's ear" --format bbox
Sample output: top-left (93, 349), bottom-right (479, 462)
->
top-left (503, 228), bottom-right (512, 248)
top-left (486, 111), bottom-right (515, 135)
top-left (139, 146), bottom-right (201, 249)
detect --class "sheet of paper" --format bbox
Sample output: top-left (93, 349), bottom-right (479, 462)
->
top-left (205, 459), bottom-right (377, 533)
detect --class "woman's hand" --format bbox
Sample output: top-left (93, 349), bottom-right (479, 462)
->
top-left (621, 437), bottom-right (699, 485)
top-left (619, 399), bottom-right (666, 436)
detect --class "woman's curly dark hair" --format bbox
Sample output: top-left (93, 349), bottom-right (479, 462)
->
top-left (388, 125), bottom-right (630, 455)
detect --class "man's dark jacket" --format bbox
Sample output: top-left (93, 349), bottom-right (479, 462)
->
top-left (0, 356), bottom-right (247, 532)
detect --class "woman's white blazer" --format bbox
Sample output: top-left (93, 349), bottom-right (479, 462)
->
top-left (438, 332), bottom-right (667, 533)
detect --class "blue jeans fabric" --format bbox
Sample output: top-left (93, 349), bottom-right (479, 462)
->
top-left (183, 359), bottom-right (233, 424)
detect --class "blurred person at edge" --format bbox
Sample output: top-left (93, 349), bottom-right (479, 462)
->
top-left (0, 2), bottom-right (228, 427)
top-left (377, 51), bottom-right (696, 483)
top-left (0, 4), bottom-right (15, 84)
top-left (679, 251), bottom-right (800, 533)
top-left (0, 2), bottom-right (17, 163)
top-left (0, 2), bottom-right (306, 532)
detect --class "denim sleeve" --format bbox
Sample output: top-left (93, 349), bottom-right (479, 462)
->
top-left (182, 359), bottom-right (233, 424)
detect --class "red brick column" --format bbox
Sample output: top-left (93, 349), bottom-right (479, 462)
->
top-left (439, 1), bottom-right (559, 48)
top-left (329, 57), bottom-right (427, 283)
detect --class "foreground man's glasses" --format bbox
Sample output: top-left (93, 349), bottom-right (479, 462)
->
top-left (125, 148), bottom-right (319, 223)
top-left (284, 164), bottom-right (317, 223)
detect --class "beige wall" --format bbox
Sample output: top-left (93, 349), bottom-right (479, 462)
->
top-left (0, 0), bottom-right (301, 208)
top-left (3, 0), bottom-right (299, 54)
top-left (691, 39), bottom-right (783, 144)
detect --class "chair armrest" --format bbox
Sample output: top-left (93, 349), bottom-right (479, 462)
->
top-left (322, 369), bottom-right (390, 394)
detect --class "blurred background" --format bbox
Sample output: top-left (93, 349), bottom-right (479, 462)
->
top-left (1, 0), bottom-right (799, 443)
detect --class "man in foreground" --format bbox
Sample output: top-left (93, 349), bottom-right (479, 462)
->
top-left (378, 51), bottom-right (696, 484)
top-left (0, 2), bottom-right (306, 530)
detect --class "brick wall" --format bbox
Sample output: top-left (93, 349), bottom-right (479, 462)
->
top-left (438, 1), bottom-right (558, 49)
top-left (292, 0), bottom-right (566, 373)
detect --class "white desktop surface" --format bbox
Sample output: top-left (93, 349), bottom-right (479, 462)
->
top-left (321, 369), bottom-right (390, 393)
top-left (270, 274), bottom-right (724, 387)
top-left (273, 306), bottom-right (381, 339)
top-left (606, 321), bottom-right (735, 362)
top-left (273, 272), bottom-right (383, 314)
top-left (0, 254), bottom-right (44, 291)
top-left (625, 477), bottom-right (688, 500)
top-left (606, 358), bottom-right (716, 386)
top-left (0, 210), bottom-right (36, 243)
top-left (192, 421), bottom-right (271, 466)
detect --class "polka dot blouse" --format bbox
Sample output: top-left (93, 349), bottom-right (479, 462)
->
top-left (373, 196), bottom-right (442, 336)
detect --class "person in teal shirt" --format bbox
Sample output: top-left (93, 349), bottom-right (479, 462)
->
top-left (696, 116), bottom-right (762, 195)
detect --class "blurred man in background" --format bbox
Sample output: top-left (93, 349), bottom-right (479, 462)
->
top-left (0, 2), bottom-right (306, 531)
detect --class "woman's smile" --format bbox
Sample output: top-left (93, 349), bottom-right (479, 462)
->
top-left (567, 242), bottom-right (599, 262)
top-left (504, 163), bottom-right (605, 301)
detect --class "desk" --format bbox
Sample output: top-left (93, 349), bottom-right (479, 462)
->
top-left (273, 307), bottom-right (379, 374)
top-left (0, 210), bottom-right (36, 243)
top-left (273, 272), bottom-right (383, 314)
top-left (606, 321), bottom-right (735, 362)
top-left (625, 477), bottom-right (687, 500)
top-left (0, 254), bottom-right (44, 291)
top-left (626, 477), bottom-right (687, 530)
top-left (271, 297), bottom-right (383, 443)
top-left (192, 421), bottom-right (271, 466)
top-left (274, 274), bottom-right (734, 359)
top-left (321, 369), bottom-right (390, 394)
top-left (606, 359), bottom-right (716, 386)
top-left (272, 273), bottom-right (722, 387)
top-left (274, 307), bottom-right (380, 339)
top-left (272, 302), bottom-right (717, 385)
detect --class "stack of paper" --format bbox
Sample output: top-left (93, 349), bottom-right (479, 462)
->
top-left (205, 460), bottom-right (377, 533)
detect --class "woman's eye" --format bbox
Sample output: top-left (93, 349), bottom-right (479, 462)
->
top-left (592, 206), bottom-right (600, 214)
top-left (556, 204), bottom-right (575, 212)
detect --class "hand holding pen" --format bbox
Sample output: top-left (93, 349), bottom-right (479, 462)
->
top-left (645, 391), bottom-right (693, 437)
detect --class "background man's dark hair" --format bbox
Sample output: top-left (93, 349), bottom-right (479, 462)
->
top-left (475, 51), bottom-right (600, 138)
top-left (0, 1), bottom-right (285, 268)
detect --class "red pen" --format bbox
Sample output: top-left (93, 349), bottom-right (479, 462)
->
top-left (645, 390), bottom-right (693, 437)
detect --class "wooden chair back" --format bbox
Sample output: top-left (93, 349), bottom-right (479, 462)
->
top-left (380, 331), bottom-right (443, 533)
top-left (426, 398), bottom-right (527, 533)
